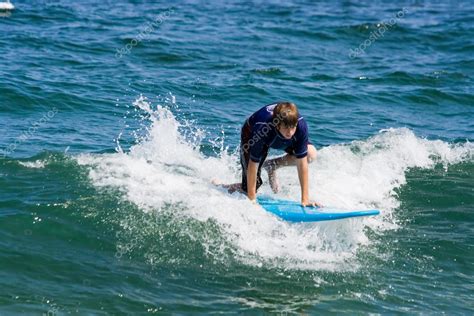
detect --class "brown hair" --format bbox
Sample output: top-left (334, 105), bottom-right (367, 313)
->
top-left (273, 102), bottom-right (299, 128)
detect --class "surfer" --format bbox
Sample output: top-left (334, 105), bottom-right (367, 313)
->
top-left (215, 102), bottom-right (320, 207)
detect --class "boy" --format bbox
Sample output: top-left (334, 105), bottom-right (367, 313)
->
top-left (218, 102), bottom-right (319, 207)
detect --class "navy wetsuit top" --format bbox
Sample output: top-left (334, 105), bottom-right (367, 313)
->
top-left (247, 103), bottom-right (309, 163)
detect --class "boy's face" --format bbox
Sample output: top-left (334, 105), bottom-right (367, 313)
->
top-left (278, 124), bottom-right (297, 139)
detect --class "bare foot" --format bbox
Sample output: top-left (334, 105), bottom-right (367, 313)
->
top-left (264, 163), bottom-right (279, 193)
top-left (211, 179), bottom-right (243, 194)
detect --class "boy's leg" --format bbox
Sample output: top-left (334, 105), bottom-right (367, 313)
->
top-left (212, 121), bottom-right (264, 195)
top-left (212, 151), bottom-right (265, 195)
top-left (211, 180), bottom-right (245, 193)
top-left (263, 144), bottom-right (317, 193)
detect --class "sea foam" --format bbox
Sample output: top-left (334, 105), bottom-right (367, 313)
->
top-left (77, 97), bottom-right (473, 271)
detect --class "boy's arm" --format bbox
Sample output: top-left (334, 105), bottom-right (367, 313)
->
top-left (296, 157), bottom-right (309, 204)
top-left (247, 160), bottom-right (259, 201)
top-left (296, 157), bottom-right (318, 207)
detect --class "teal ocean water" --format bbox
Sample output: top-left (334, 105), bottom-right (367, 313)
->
top-left (1, 0), bottom-right (473, 314)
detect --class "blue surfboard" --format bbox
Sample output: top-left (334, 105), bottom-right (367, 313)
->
top-left (257, 196), bottom-right (380, 222)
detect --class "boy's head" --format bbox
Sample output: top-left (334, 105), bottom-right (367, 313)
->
top-left (273, 102), bottom-right (299, 139)
top-left (273, 102), bottom-right (299, 127)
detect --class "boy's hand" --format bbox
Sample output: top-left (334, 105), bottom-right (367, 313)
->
top-left (301, 200), bottom-right (322, 208)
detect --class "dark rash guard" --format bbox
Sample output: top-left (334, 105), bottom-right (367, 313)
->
top-left (246, 103), bottom-right (309, 162)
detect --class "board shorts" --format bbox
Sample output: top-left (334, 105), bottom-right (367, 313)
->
top-left (240, 120), bottom-right (312, 193)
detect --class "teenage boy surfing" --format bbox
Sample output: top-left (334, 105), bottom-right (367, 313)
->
top-left (215, 102), bottom-right (320, 207)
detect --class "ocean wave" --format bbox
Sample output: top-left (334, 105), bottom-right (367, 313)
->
top-left (76, 97), bottom-right (473, 272)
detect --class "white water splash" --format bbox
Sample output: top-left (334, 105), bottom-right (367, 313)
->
top-left (0, 1), bottom-right (14, 11)
top-left (19, 160), bottom-right (47, 169)
top-left (77, 96), bottom-right (473, 271)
